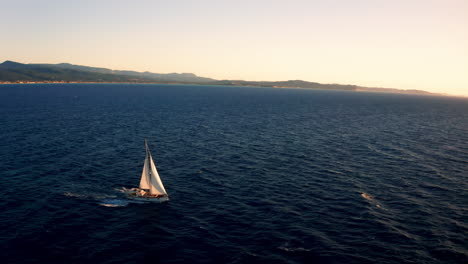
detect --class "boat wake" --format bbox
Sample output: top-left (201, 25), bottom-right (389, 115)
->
top-left (63, 191), bottom-right (117, 200)
top-left (65, 191), bottom-right (150, 207)
top-left (98, 199), bottom-right (129, 207)
top-left (361, 192), bottom-right (384, 209)
top-left (361, 192), bottom-right (373, 200)
top-left (278, 242), bottom-right (312, 252)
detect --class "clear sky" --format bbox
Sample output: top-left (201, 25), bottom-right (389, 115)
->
top-left (1, 0), bottom-right (467, 96)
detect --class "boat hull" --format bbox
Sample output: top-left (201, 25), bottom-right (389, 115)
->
top-left (127, 195), bottom-right (169, 202)
top-left (123, 187), bottom-right (169, 202)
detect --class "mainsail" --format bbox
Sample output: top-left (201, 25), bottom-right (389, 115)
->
top-left (139, 140), bottom-right (167, 196)
top-left (139, 153), bottom-right (151, 189)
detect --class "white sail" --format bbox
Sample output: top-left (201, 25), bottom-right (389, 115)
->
top-left (130, 140), bottom-right (169, 200)
top-left (148, 154), bottom-right (167, 195)
top-left (139, 155), bottom-right (151, 189)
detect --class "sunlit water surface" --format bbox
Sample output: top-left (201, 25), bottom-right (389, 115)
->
top-left (0, 84), bottom-right (467, 263)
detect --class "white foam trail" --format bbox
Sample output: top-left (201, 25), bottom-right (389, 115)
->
top-left (361, 192), bottom-right (373, 200)
top-left (278, 242), bottom-right (312, 252)
top-left (278, 246), bottom-right (312, 252)
top-left (63, 192), bottom-right (85, 198)
top-left (64, 191), bottom-right (117, 199)
top-left (361, 192), bottom-right (385, 209)
top-left (98, 199), bottom-right (129, 207)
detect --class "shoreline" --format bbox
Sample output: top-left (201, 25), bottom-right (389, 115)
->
top-left (0, 81), bottom-right (464, 98)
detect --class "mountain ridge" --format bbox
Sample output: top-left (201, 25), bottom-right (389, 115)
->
top-left (0, 60), bottom-right (438, 96)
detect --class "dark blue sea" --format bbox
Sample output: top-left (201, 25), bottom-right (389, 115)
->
top-left (0, 84), bottom-right (467, 264)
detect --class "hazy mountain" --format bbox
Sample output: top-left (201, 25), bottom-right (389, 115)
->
top-left (212, 80), bottom-right (358, 91)
top-left (0, 61), bottom-right (215, 83)
top-left (0, 60), bottom-right (437, 95)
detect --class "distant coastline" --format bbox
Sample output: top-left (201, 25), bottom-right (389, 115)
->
top-left (0, 60), bottom-right (452, 97)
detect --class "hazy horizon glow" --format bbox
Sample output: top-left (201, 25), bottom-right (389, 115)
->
top-left (1, 0), bottom-right (467, 96)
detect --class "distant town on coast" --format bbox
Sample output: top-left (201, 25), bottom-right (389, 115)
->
top-left (0, 60), bottom-right (441, 96)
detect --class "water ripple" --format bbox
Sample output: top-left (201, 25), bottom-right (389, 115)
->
top-left (0, 84), bottom-right (467, 264)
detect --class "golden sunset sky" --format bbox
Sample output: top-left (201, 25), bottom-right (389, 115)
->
top-left (1, 0), bottom-right (467, 96)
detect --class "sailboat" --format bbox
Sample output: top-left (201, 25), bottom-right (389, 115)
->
top-left (124, 140), bottom-right (169, 202)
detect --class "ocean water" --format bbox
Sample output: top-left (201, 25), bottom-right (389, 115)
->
top-left (0, 84), bottom-right (467, 264)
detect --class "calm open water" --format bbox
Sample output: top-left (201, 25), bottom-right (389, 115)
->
top-left (0, 84), bottom-right (467, 264)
